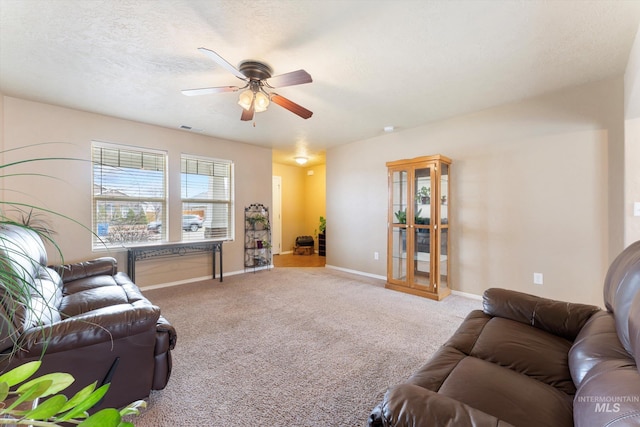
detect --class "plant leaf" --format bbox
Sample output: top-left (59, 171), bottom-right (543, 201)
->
top-left (6, 380), bottom-right (51, 411)
top-left (0, 381), bottom-right (9, 402)
top-left (77, 408), bottom-right (120, 427)
top-left (57, 384), bottom-right (109, 421)
top-left (17, 372), bottom-right (74, 398)
top-left (0, 361), bottom-right (41, 387)
top-left (22, 394), bottom-right (67, 420)
top-left (118, 399), bottom-right (146, 417)
top-left (60, 381), bottom-right (97, 413)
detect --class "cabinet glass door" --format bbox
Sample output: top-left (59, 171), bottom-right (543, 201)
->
top-left (413, 167), bottom-right (434, 291)
top-left (391, 170), bottom-right (408, 225)
top-left (438, 163), bottom-right (449, 290)
top-left (389, 170), bottom-right (408, 282)
top-left (390, 227), bottom-right (407, 281)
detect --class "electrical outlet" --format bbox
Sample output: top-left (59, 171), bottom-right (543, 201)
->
top-left (533, 273), bottom-right (543, 285)
top-left (374, 252), bottom-right (379, 260)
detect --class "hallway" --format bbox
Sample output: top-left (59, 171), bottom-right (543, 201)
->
top-left (273, 253), bottom-right (326, 267)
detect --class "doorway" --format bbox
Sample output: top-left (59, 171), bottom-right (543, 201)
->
top-left (272, 176), bottom-right (282, 255)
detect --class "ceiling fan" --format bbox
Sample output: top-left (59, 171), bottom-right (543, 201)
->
top-left (182, 47), bottom-right (313, 121)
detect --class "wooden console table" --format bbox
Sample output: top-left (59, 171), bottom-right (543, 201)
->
top-left (127, 240), bottom-right (223, 283)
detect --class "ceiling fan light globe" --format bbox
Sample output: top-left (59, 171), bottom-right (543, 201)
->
top-left (238, 90), bottom-right (254, 110)
top-left (254, 92), bottom-right (270, 113)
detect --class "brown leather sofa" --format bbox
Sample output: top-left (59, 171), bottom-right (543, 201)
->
top-left (0, 224), bottom-right (176, 410)
top-left (370, 240), bottom-right (640, 427)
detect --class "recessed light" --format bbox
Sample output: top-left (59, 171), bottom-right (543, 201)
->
top-left (384, 126), bottom-right (395, 133)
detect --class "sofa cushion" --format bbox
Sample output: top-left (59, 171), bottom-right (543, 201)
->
top-left (406, 310), bottom-right (488, 391)
top-left (0, 225), bottom-right (48, 278)
top-left (24, 274), bottom-right (63, 327)
top-left (438, 356), bottom-right (574, 427)
top-left (373, 383), bottom-right (515, 427)
top-left (409, 310), bottom-right (575, 394)
top-left (62, 274), bottom-right (120, 296)
top-left (603, 239), bottom-right (640, 354)
top-left (470, 316), bottom-right (575, 394)
top-left (573, 359), bottom-right (640, 427)
top-left (569, 311), bottom-right (630, 387)
top-left (54, 257), bottom-right (117, 283)
top-left (404, 309), bottom-right (576, 426)
top-left (630, 289), bottom-right (640, 374)
top-left (483, 288), bottom-right (599, 341)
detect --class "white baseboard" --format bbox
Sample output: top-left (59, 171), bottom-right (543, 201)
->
top-left (325, 265), bottom-right (482, 301)
top-left (324, 264), bottom-right (387, 281)
top-left (139, 266), bottom-right (273, 291)
top-left (451, 289), bottom-right (483, 301)
top-left (141, 275), bottom-right (214, 291)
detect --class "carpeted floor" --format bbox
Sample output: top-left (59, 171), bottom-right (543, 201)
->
top-left (131, 267), bottom-right (481, 427)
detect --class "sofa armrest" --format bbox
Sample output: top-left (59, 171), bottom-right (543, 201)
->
top-left (16, 304), bottom-right (160, 357)
top-left (156, 315), bottom-right (177, 351)
top-left (369, 384), bottom-right (514, 427)
top-left (152, 315), bottom-right (177, 390)
top-left (483, 288), bottom-right (600, 341)
top-left (52, 257), bottom-right (118, 283)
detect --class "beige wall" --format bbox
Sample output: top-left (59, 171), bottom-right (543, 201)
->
top-left (327, 78), bottom-right (624, 307)
top-left (1, 96), bottom-right (272, 286)
top-left (625, 27), bottom-right (640, 246)
top-left (272, 162), bottom-right (326, 252)
top-left (626, 117), bottom-right (640, 245)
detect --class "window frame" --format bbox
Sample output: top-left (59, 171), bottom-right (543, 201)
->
top-left (180, 153), bottom-right (235, 242)
top-left (91, 141), bottom-right (168, 249)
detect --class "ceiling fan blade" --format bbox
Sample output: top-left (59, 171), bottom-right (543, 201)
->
top-left (271, 94), bottom-right (313, 119)
top-left (241, 99), bottom-right (255, 121)
top-left (267, 70), bottom-right (312, 88)
top-left (181, 86), bottom-right (239, 96)
top-left (198, 47), bottom-right (247, 80)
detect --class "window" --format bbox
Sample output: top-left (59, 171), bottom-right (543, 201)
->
top-left (92, 142), bottom-right (167, 248)
top-left (181, 154), bottom-right (234, 241)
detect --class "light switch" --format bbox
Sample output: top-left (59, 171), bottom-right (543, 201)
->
top-left (635, 202), bottom-right (640, 217)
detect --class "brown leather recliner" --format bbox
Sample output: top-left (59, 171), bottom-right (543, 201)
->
top-left (370, 240), bottom-right (640, 427)
top-left (0, 224), bottom-right (176, 410)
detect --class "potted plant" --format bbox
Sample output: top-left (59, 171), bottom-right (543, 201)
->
top-left (255, 239), bottom-right (271, 249)
top-left (0, 145), bottom-right (144, 426)
top-left (247, 214), bottom-right (270, 230)
top-left (315, 217), bottom-right (326, 256)
top-left (0, 361), bottom-right (144, 426)
top-left (417, 186), bottom-right (430, 204)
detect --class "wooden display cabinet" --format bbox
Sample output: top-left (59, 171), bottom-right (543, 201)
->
top-left (386, 155), bottom-right (451, 301)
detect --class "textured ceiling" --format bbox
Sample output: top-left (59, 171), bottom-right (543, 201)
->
top-left (1, 0), bottom-right (639, 167)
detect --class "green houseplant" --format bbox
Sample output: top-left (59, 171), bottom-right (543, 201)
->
top-left (0, 145), bottom-right (144, 426)
top-left (0, 361), bottom-right (144, 426)
top-left (416, 186), bottom-right (430, 204)
top-left (246, 214), bottom-right (270, 230)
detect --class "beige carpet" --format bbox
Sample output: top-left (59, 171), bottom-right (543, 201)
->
top-left (131, 267), bottom-right (481, 427)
